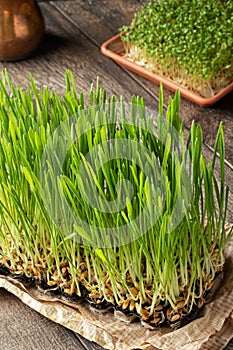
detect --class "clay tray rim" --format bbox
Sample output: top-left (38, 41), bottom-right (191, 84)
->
top-left (100, 34), bottom-right (233, 107)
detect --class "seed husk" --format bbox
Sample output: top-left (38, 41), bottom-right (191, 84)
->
top-left (89, 292), bottom-right (100, 299)
top-left (60, 260), bottom-right (69, 268)
top-left (135, 302), bottom-right (141, 315)
top-left (61, 267), bottom-right (67, 275)
top-left (47, 280), bottom-right (58, 286)
top-left (197, 297), bottom-right (205, 308)
top-left (129, 299), bottom-right (135, 312)
top-left (154, 305), bottom-right (163, 311)
top-left (51, 275), bottom-right (61, 282)
top-left (122, 299), bottom-right (130, 310)
top-left (116, 283), bottom-right (125, 293)
top-left (145, 289), bottom-right (153, 296)
top-left (171, 314), bottom-right (181, 322)
top-left (153, 311), bottom-right (160, 318)
top-left (141, 309), bottom-right (149, 321)
top-left (176, 300), bottom-right (185, 309)
top-left (0, 70), bottom-right (229, 331)
top-left (150, 317), bottom-right (161, 325)
top-left (129, 287), bottom-right (139, 297)
top-left (64, 288), bottom-right (73, 295)
top-left (133, 281), bottom-right (140, 290)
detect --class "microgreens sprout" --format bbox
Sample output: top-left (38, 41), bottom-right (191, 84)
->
top-left (120, 0), bottom-right (233, 97)
top-left (0, 70), bottom-right (231, 326)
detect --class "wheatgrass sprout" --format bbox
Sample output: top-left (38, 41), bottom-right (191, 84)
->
top-left (0, 70), bottom-right (231, 327)
top-left (120, 0), bottom-right (233, 98)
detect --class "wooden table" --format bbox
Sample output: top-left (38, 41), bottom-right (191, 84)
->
top-left (0, 1), bottom-right (232, 349)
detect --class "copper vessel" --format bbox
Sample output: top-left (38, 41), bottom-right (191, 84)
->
top-left (0, 0), bottom-right (45, 60)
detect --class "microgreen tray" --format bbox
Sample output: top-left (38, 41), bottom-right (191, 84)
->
top-left (101, 34), bottom-right (233, 107)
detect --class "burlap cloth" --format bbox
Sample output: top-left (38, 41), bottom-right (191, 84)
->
top-left (0, 235), bottom-right (232, 350)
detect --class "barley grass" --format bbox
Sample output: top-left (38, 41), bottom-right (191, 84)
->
top-left (0, 70), bottom-right (231, 326)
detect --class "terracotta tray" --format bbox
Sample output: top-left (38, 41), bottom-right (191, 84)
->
top-left (101, 34), bottom-right (233, 107)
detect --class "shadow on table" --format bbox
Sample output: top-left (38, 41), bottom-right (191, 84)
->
top-left (32, 33), bottom-right (69, 58)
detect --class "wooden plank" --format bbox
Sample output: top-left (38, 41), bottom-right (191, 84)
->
top-left (0, 0), bottom-right (232, 218)
top-left (224, 340), bottom-right (233, 350)
top-left (0, 4), bottom-right (155, 350)
top-left (0, 4), bottom-right (151, 350)
top-left (0, 2), bottom-right (232, 349)
top-left (0, 288), bottom-right (87, 350)
top-left (50, 0), bottom-right (233, 224)
top-left (48, 0), bottom-right (233, 221)
top-left (37, 6), bottom-right (233, 350)
top-left (74, 334), bottom-right (107, 350)
top-left (51, 0), bottom-right (233, 165)
top-left (0, 3), bottom-right (157, 104)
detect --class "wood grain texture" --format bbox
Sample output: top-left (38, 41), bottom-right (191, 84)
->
top-left (225, 340), bottom-right (233, 350)
top-left (0, 288), bottom-right (86, 350)
top-left (49, 0), bottom-right (233, 223)
top-left (49, 0), bottom-right (233, 222)
top-left (0, 1), bottom-right (232, 349)
top-left (0, 3), bottom-right (152, 350)
top-left (0, 3), bottom-right (157, 104)
top-left (34, 1), bottom-right (233, 348)
top-left (51, 0), bottom-right (233, 165)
